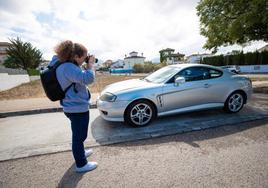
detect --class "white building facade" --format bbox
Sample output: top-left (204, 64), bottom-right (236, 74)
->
top-left (0, 42), bottom-right (11, 66)
top-left (159, 48), bottom-right (185, 64)
top-left (110, 59), bottom-right (124, 69)
top-left (123, 51), bottom-right (145, 69)
top-left (186, 53), bottom-right (212, 64)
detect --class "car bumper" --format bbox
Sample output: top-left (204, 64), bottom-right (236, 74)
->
top-left (97, 99), bottom-right (130, 122)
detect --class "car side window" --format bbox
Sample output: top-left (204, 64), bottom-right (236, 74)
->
top-left (177, 67), bottom-right (210, 82)
top-left (209, 69), bottom-right (222, 78)
top-left (166, 67), bottom-right (222, 83)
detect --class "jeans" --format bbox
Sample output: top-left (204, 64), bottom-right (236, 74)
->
top-left (64, 111), bottom-right (89, 167)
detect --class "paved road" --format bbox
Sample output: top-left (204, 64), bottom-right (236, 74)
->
top-left (0, 119), bottom-right (267, 188)
top-left (0, 94), bottom-right (268, 161)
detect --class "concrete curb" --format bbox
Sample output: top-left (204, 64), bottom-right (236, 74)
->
top-left (0, 104), bottom-right (97, 118)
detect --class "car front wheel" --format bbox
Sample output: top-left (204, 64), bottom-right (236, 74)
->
top-left (124, 100), bottom-right (156, 127)
top-left (224, 92), bottom-right (244, 113)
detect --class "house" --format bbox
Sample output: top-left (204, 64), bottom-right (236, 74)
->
top-left (186, 53), bottom-right (212, 64)
top-left (103, 59), bottom-right (113, 68)
top-left (37, 60), bottom-right (50, 70)
top-left (159, 48), bottom-right (185, 64)
top-left (123, 51), bottom-right (145, 69)
top-left (258, 44), bottom-right (268, 52)
top-left (110, 59), bottom-right (124, 69)
top-left (0, 42), bottom-right (11, 66)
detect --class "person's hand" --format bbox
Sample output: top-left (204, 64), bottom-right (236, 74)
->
top-left (86, 56), bottom-right (95, 70)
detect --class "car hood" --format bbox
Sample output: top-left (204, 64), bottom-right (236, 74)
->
top-left (101, 79), bottom-right (159, 95)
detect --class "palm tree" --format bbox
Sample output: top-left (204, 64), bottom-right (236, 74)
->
top-left (4, 37), bottom-right (43, 70)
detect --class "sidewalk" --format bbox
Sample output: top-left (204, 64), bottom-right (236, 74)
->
top-left (0, 93), bottom-right (99, 117)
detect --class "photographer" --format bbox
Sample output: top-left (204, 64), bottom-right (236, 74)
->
top-left (49, 40), bottom-right (97, 173)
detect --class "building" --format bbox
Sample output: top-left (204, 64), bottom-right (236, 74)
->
top-left (123, 51), bottom-right (145, 69)
top-left (110, 59), bottom-right (124, 69)
top-left (159, 48), bottom-right (185, 64)
top-left (258, 44), bottom-right (268, 52)
top-left (0, 42), bottom-right (11, 66)
top-left (37, 60), bottom-right (50, 70)
top-left (103, 59), bottom-right (113, 68)
top-left (186, 53), bottom-right (212, 64)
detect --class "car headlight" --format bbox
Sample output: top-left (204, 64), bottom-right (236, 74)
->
top-left (100, 92), bottom-right (117, 102)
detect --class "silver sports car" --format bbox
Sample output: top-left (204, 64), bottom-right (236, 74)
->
top-left (97, 64), bottom-right (252, 127)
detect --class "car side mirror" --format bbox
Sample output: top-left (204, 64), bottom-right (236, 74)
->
top-left (174, 77), bottom-right (185, 86)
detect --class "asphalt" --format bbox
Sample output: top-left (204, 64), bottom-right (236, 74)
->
top-left (1, 119), bottom-right (267, 188)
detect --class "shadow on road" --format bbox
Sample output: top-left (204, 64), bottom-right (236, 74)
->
top-left (90, 102), bottom-right (268, 146)
top-left (109, 118), bottom-right (268, 148)
top-left (57, 163), bottom-right (84, 188)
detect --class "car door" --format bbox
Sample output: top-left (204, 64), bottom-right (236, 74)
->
top-left (159, 67), bottom-right (218, 113)
top-left (202, 68), bottom-right (228, 103)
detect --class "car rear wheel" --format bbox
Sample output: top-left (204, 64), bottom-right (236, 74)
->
top-left (224, 92), bottom-right (244, 113)
top-left (124, 100), bottom-right (156, 127)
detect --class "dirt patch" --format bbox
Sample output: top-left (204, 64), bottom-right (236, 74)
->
top-left (0, 80), bottom-right (46, 100)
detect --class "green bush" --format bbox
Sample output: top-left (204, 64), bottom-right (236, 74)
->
top-left (202, 55), bottom-right (224, 66)
top-left (201, 51), bottom-right (268, 66)
top-left (133, 62), bottom-right (167, 73)
top-left (98, 67), bottom-right (109, 72)
top-left (27, 69), bottom-right (40, 76)
top-left (260, 51), bottom-right (268, 64)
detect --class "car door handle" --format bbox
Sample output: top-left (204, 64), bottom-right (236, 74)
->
top-left (204, 83), bottom-right (211, 88)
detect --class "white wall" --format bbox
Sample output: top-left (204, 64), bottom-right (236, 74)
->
top-left (0, 73), bottom-right (30, 91)
top-left (123, 58), bottom-right (145, 69)
top-left (30, 76), bottom-right (40, 81)
top-left (187, 56), bottom-right (201, 64)
top-left (239, 65), bottom-right (268, 73)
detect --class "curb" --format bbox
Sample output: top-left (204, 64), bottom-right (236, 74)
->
top-left (0, 104), bottom-right (97, 118)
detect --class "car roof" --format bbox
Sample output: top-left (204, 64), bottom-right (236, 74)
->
top-left (169, 63), bottom-right (222, 71)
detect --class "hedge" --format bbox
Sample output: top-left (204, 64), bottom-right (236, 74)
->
top-left (133, 62), bottom-right (167, 73)
top-left (201, 51), bottom-right (268, 66)
top-left (27, 69), bottom-right (40, 76)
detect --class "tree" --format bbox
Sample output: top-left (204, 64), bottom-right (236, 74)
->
top-left (196, 0), bottom-right (268, 52)
top-left (3, 37), bottom-right (43, 70)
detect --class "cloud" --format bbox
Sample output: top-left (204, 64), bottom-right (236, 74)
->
top-left (0, 0), bottom-right (265, 62)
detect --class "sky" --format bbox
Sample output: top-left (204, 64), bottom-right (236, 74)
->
top-left (0, 0), bottom-right (266, 63)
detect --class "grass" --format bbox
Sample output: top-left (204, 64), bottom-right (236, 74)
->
top-left (0, 73), bottom-right (143, 100)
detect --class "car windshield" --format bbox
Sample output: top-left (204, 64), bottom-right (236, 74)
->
top-left (143, 66), bottom-right (181, 83)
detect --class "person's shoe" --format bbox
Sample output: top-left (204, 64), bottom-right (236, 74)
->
top-left (76, 162), bottom-right (98, 173)
top-left (85, 149), bottom-right (93, 157)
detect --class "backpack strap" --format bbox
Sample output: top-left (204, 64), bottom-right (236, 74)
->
top-left (52, 61), bottom-right (78, 94)
top-left (64, 83), bottom-right (78, 93)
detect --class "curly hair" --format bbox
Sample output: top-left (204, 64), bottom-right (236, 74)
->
top-left (54, 40), bottom-right (87, 62)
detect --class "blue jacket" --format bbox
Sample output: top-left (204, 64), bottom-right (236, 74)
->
top-left (48, 55), bottom-right (95, 113)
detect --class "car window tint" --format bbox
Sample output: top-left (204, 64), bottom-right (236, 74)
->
top-left (178, 67), bottom-right (210, 82)
top-left (167, 67), bottom-right (223, 83)
top-left (209, 69), bottom-right (222, 78)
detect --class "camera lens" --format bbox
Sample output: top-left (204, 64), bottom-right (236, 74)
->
top-left (85, 55), bottom-right (98, 63)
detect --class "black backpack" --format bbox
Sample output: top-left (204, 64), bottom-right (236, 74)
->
top-left (40, 61), bottom-right (76, 101)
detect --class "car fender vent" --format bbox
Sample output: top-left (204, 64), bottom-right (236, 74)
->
top-left (157, 95), bottom-right (163, 107)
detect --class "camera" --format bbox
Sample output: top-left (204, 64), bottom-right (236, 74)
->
top-left (85, 55), bottom-right (98, 64)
